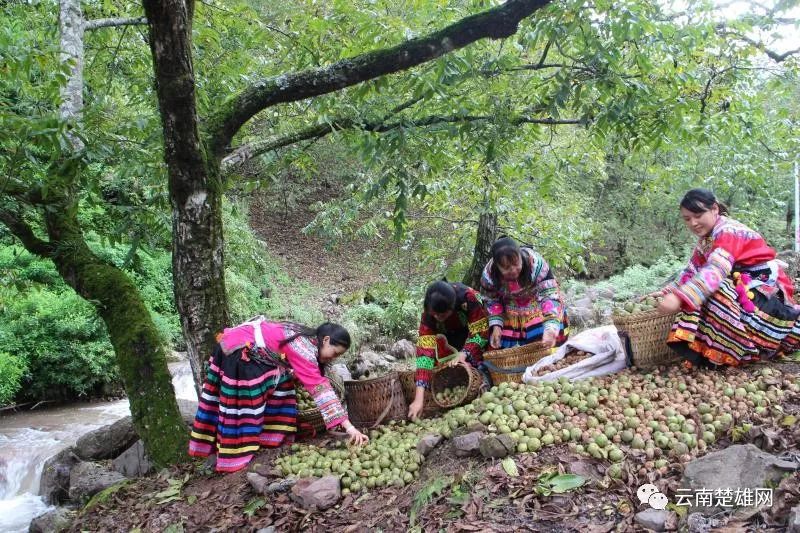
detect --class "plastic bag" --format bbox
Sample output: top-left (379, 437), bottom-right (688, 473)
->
top-left (522, 325), bottom-right (626, 383)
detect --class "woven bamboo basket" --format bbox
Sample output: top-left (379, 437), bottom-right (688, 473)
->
top-left (431, 364), bottom-right (482, 409)
top-left (297, 407), bottom-right (326, 434)
top-left (344, 372), bottom-right (407, 428)
top-left (483, 341), bottom-right (552, 384)
top-left (398, 370), bottom-right (441, 417)
top-left (612, 309), bottom-right (679, 367)
top-left (296, 372), bottom-right (346, 436)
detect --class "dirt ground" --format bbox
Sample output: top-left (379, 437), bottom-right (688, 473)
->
top-left (71, 361), bottom-right (800, 533)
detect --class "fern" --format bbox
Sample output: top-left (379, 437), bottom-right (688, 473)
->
top-left (409, 475), bottom-right (453, 527)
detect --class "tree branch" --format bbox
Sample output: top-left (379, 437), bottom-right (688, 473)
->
top-left (718, 27), bottom-right (800, 62)
top-left (0, 207), bottom-right (54, 258)
top-left (223, 113), bottom-right (582, 169)
top-left (85, 17), bottom-right (148, 30)
top-left (208, 0), bottom-right (553, 158)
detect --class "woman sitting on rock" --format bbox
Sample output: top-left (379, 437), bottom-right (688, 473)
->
top-left (480, 236), bottom-right (569, 350)
top-left (408, 281), bottom-right (490, 419)
top-left (189, 319), bottom-right (368, 472)
top-left (656, 188), bottom-right (800, 369)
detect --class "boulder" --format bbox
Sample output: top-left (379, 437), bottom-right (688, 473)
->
top-left (39, 448), bottom-right (81, 504)
top-left (789, 505), bottom-right (800, 533)
top-left (28, 507), bottom-right (75, 533)
top-left (453, 431), bottom-right (483, 457)
top-left (290, 476), bottom-right (341, 510)
top-left (176, 398), bottom-right (200, 425)
top-left (68, 462), bottom-right (127, 503)
top-left (329, 363), bottom-right (352, 382)
top-left (351, 351), bottom-right (394, 378)
top-left (681, 444), bottom-right (797, 515)
top-left (247, 472), bottom-right (269, 494)
top-left (112, 440), bottom-right (152, 478)
top-left (479, 434), bottom-right (515, 459)
top-left (75, 416), bottom-right (138, 461)
top-left (634, 509), bottom-right (676, 531)
top-left (389, 339), bottom-right (416, 360)
top-left (416, 433), bottom-right (443, 457)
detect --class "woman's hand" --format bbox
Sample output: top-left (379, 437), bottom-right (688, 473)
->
top-left (408, 398), bottom-right (424, 420)
top-left (448, 352), bottom-right (468, 367)
top-left (344, 422), bottom-right (369, 446)
top-left (541, 328), bottom-right (557, 349)
top-left (489, 326), bottom-right (502, 349)
top-left (657, 293), bottom-right (682, 314)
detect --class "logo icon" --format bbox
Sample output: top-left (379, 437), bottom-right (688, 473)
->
top-left (637, 483), bottom-right (668, 510)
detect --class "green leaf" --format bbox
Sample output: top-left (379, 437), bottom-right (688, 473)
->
top-left (501, 457), bottom-right (519, 477)
top-left (243, 497), bottom-right (266, 517)
top-left (543, 474), bottom-right (586, 494)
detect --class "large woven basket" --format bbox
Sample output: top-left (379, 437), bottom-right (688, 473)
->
top-left (344, 372), bottom-right (406, 429)
top-left (431, 364), bottom-right (482, 409)
top-left (398, 370), bottom-right (441, 417)
top-left (483, 342), bottom-right (552, 384)
top-left (613, 309), bottom-right (679, 367)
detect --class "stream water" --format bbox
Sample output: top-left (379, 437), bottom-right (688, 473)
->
top-left (0, 361), bottom-right (197, 532)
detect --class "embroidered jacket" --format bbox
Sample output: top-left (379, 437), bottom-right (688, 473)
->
top-left (479, 247), bottom-right (565, 333)
top-left (415, 283), bottom-right (489, 389)
top-left (671, 216), bottom-right (794, 310)
top-left (218, 320), bottom-right (348, 430)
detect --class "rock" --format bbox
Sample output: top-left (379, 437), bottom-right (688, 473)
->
top-left (634, 509), bottom-right (675, 532)
top-left (39, 448), bottom-right (81, 504)
top-left (176, 398), bottom-right (200, 425)
top-left (788, 505), bottom-right (800, 533)
top-left (453, 431), bottom-right (483, 457)
top-left (290, 476), bottom-right (341, 510)
top-left (351, 350), bottom-right (394, 378)
top-left (681, 444), bottom-right (797, 515)
top-left (75, 416), bottom-right (138, 461)
top-left (566, 295), bottom-right (597, 330)
top-left (416, 433), bottom-right (443, 457)
top-left (479, 434), bottom-right (515, 459)
top-left (28, 507), bottom-right (75, 533)
top-left (389, 339), bottom-right (416, 360)
top-left (256, 527), bottom-right (276, 533)
top-left (777, 250), bottom-right (800, 278)
top-left (68, 462), bottom-right (127, 503)
top-left (686, 512), bottom-right (721, 533)
top-left (112, 440), bottom-right (152, 478)
top-left (466, 421), bottom-right (486, 433)
top-left (598, 287), bottom-right (615, 300)
top-left (329, 363), bottom-right (352, 382)
top-left (247, 472), bottom-right (269, 494)
top-left (266, 478), bottom-right (296, 494)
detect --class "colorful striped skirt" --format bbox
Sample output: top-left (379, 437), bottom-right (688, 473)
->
top-left (497, 307), bottom-right (569, 349)
top-left (667, 278), bottom-right (800, 367)
top-left (189, 345), bottom-right (297, 472)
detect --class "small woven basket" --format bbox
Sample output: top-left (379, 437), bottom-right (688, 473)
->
top-left (295, 372), bottom-right (346, 436)
top-left (398, 370), bottom-right (441, 417)
top-left (483, 341), bottom-right (552, 384)
top-left (613, 309), bottom-right (679, 367)
top-left (431, 364), bottom-right (482, 409)
top-left (297, 407), bottom-right (326, 434)
top-left (344, 372), bottom-right (406, 428)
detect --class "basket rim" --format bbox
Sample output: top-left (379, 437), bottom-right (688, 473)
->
top-left (484, 341), bottom-right (550, 361)
top-left (612, 309), bottom-right (677, 326)
top-left (430, 364), bottom-right (481, 408)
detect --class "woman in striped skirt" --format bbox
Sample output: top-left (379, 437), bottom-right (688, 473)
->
top-left (189, 319), bottom-right (368, 472)
top-left (657, 189), bottom-right (800, 368)
top-left (480, 237), bottom-right (569, 350)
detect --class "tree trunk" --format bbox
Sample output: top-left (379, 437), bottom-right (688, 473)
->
top-left (43, 205), bottom-right (188, 466)
top-left (142, 0), bottom-right (229, 390)
top-left (53, 0), bottom-right (187, 465)
top-left (463, 211), bottom-right (497, 288)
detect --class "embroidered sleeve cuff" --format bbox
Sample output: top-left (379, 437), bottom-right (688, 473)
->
top-left (489, 317), bottom-right (504, 328)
